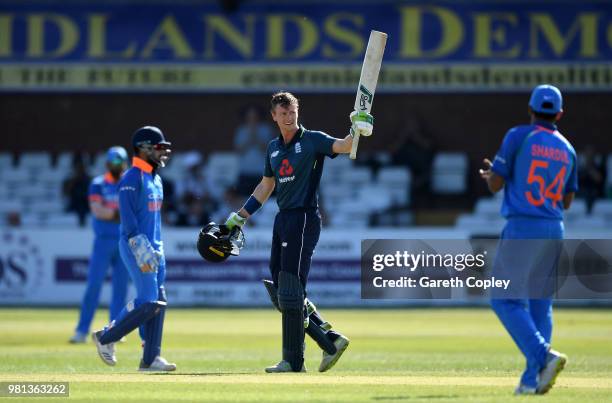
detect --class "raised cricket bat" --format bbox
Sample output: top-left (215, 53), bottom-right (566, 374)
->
top-left (350, 30), bottom-right (387, 160)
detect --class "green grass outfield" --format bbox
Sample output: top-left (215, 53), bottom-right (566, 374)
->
top-left (0, 308), bottom-right (610, 402)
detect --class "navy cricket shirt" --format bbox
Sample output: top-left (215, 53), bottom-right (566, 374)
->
top-left (264, 125), bottom-right (337, 210)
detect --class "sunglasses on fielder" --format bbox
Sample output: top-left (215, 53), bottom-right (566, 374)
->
top-left (139, 143), bottom-right (171, 151)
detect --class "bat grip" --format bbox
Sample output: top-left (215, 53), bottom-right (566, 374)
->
top-left (349, 132), bottom-right (360, 160)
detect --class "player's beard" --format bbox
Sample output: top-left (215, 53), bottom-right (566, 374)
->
top-left (148, 150), bottom-right (170, 169)
top-left (109, 166), bottom-right (123, 179)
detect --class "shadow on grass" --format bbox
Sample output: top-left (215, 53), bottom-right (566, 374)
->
top-left (147, 372), bottom-right (252, 376)
top-left (372, 395), bottom-right (460, 401)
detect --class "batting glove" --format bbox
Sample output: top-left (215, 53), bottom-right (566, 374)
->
top-left (225, 212), bottom-right (247, 230)
top-left (350, 111), bottom-right (374, 137)
top-left (128, 234), bottom-right (160, 273)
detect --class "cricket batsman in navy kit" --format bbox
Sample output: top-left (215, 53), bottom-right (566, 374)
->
top-left (480, 85), bottom-right (577, 395)
top-left (224, 92), bottom-right (374, 373)
top-left (92, 126), bottom-right (176, 372)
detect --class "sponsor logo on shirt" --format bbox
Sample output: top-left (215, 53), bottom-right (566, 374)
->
top-left (148, 201), bottom-right (163, 211)
top-left (279, 159), bottom-right (294, 176)
top-left (271, 150), bottom-right (279, 158)
top-left (148, 194), bottom-right (163, 211)
top-left (295, 142), bottom-right (301, 154)
top-left (279, 176), bottom-right (295, 183)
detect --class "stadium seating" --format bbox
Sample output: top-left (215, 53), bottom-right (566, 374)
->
top-left (607, 154), bottom-right (612, 194)
top-left (0, 152), bottom-right (13, 171)
top-left (19, 152), bottom-right (52, 172)
top-left (563, 199), bottom-right (587, 222)
top-left (592, 199), bottom-right (612, 219)
top-left (206, 152), bottom-right (240, 190)
top-left (432, 152), bottom-right (468, 194)
top-left (376, 167), bottom-right (411, 206)
top-left (3, 150), bottom-right (612, 232)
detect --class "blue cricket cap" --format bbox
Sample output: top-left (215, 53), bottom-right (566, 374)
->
top-left (106, 146), bottom-right (128, 165)
top-left (529, 84), bottom-right (563, 114)
top-left (131, 126), bottom-right (172, 149)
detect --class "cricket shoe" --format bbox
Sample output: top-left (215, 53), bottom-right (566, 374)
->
top-left (514, 384), bottom-right (537, 395)
top-left (69, 331), bottom-right (87, 344)
top-left (139, 356), bottom-right (177, 372)
top-left (265, 360), bottom-right (306, 373)
top-left (319, 334), bottom-right (350, 372)
top-left (536, 349), bottom-right (568, 394)
top-left (91, 330), bottom-right (116, 366)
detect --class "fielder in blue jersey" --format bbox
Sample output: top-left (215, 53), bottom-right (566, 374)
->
top-left (224, 92), bottom-right (374, 373)
top-left (480, 85), bottom-right (578, 395)
top-left (92, 126), bottom-right (176, 372)
top-left (70, 147), bottom-right (129, 344)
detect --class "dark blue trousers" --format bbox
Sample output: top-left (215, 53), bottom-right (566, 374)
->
top-left (269, 208), bottom-right (321, 291)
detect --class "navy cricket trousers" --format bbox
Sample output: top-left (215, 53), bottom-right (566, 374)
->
top-left (269, 208), bottom-right (321, 291)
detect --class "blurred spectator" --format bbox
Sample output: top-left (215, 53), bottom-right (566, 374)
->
top-left (62, 153), bottom-right (91, 226)
top-left (6, 211), bottom-right (21, 227)
top-left (578, 145), bottom-right (606, 213)
top-left (175, 193), bottom-right (212, 227)
top-left (212, 186), bottom-right (245, 225)
top-left (159, 173), bottom-right (178, 225)
top-left (175, 151), bottom-right (218, 225)
top-left (233, 105), bottom-right (274, 195)
top-left (389, 116), bottom-right (436, 207)
top-left (176, 152), bottom-right (208, 200)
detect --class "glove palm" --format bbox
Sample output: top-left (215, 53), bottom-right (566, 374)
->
top-left (225, 212), bottom-right (247, 230)
top-left (350, 111), bottom-right (374, 137)
top-left (128, 234), bottom-right (160, 273)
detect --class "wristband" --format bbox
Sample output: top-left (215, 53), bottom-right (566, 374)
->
top-left (243, 195), bottom-right (262, 216)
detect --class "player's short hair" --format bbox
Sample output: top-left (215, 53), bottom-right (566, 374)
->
top-left (270, 92), bottom-right (299, 110)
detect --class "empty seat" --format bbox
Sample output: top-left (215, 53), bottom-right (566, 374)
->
top-left (29, 199), bottom-right (65, 214)
top-left (320, 183), bottom-right (355, 206)
top-left (372, 151), bottom-right (392, 165)
top-left (455, 214), bottom-right (505, 233)
top-left (432, 152), bottom-right (468, 194)
top-left (46, 213), bottom-right (80, 228)
top-left (20, 213), bottom-right (46, 227)
top-left (0, 200), bottom-right (21, 214)
top-left (563, 199), bottom-right (587, 221)
top-left (55, 152), bottom-right (74, 170)
top-left (329, 200), bottom-right (370, 228)
top-left (90, 152), bottom-right (107, 175)
top-left (356, 185), bottom-right (393, 212)
top-left (206, 152), bottom-right (240, 189)
top-left (2, 168), bottom-right (33, 186)
top-left (322, 155), bottom-right (353, 182)
top-left (376, 167), bottom-right (411, 206)
top-left (0, 152), bottom-right (13, 169)
top-left (474, 198), bottom-right (502, 218)
top-left (592, 199), bottom-right (612, 219)
top-left (565, 215), bottom-right (608, 230)
top-left (19, 152), bottom-right (52, 171)
top-left (159, 154), bottom-right (185, 183)
top-left (340, 167), bottom-right (373, 187)
top-left (606, 154), bottom-right (612, 187)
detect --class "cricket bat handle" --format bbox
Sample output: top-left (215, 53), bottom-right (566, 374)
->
top-left (349, 130), bottom-right (360, 160)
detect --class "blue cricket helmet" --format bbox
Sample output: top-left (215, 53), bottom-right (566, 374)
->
top-left (529, 84), bottom-right (563, 114)
top-left (106, 146), bottom-right (128, 165)
top-left (131, 126), bottom-right (172, 149)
